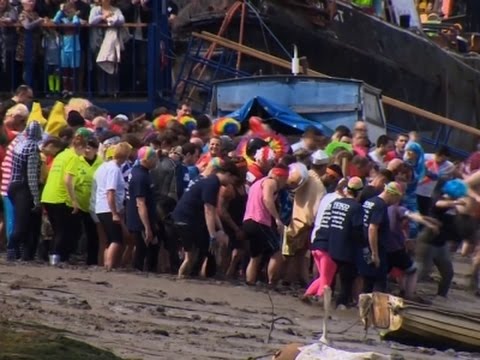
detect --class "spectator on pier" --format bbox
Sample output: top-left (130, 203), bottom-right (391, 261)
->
top-left (0, 0), bottom-right (18, 94)
top-left (16, 0), bottom-right (45, 91)
top-left (89, 0), bottom-right (126, 97)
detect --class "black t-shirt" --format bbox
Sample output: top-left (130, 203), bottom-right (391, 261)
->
top-left (172, 175), bottom-right (221, 226)
top-left (311, 202), bottom-right (333, 251)
top-left (426, 195), bottom-right (454, 247)
top-left (360, 185), bottom-right (381, 205)
top-left (362, 196), bottom-right (390, 253)
top-left (126, 164), bottom-right (156, 232)
top-left (327, 198), bottom-right (364, 263)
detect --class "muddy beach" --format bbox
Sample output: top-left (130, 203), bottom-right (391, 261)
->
top-left (0, 256), bottom-right (479, 360)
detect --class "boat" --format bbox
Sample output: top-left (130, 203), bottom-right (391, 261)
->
top-left (210, 75), bottom-right (387, 140)
top-left (359, 292), bottom-right (480, 352)
top-left (172, 0), bottom-right (480, 151)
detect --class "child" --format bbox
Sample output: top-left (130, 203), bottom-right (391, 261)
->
top-left (53, 3), bottom-right (80, 96)
top-left (42, 29), bottom-right (61, 96)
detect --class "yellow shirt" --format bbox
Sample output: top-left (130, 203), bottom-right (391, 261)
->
top-left (41, 148), bottom-right (78, 205)
top-left (70, 155), bottom-right (103, 212)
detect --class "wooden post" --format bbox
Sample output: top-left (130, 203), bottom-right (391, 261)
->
top-left (193, 31), bottom-right (480, 138)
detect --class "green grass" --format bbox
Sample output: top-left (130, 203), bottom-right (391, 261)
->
top-left (0, 322), bottom-right (123, 360)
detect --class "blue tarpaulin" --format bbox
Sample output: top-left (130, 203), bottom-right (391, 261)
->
top-left (225, 96), bottom-right (329, 133)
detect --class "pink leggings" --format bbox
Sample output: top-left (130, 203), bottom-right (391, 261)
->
top-left (305, 249), bottom-right (337, 297)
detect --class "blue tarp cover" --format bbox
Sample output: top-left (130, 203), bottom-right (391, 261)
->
top-left (225, 96), bottom-right (328, 133)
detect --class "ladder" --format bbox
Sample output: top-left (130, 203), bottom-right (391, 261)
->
top-left (172, 36), bottom-right (250, 113)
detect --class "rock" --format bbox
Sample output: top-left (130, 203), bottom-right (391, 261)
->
top-left (183, 297), bottom-right (192, 302)
top-left (79, 300), bottom-right (92, 310)
top-left (445, 349), bottom-right (456, 356)
top-left (9, 282), bottom-right (21, 290)
top-left (191, 314), bottom-right (201, 321)
top-left (95, 281), bottom-right (112, 288)
top-left (194, 298), bottom-right (206, 304)
top-left (390, 353), bottom-right (405, 360)
top-left (284, 328), bottom-right (296, 336)
top-left (210, 301), bottom-right (228, 306)
top-left (152, 329), bottom-right (169, 336)
top-left (156, 306), bottom-right (165, 313)
top-left (416, 347), bottom-right (436, 355)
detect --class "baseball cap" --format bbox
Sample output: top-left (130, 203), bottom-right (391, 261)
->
top-left (311, 149), bottom-right (330, 165)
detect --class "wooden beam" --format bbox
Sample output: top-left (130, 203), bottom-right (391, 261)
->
top-left (193, 31), bottom-right (480, 138)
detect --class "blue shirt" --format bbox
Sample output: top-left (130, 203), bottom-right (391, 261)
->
top-left (53, 10), bottom-right (81, 53)
top-left (126, 164), bottom-right (156, 232)
top-left (172, 175), bottom-right (221, 226)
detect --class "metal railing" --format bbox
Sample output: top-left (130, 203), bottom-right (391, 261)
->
top-left (0, 20), bottom-right (172, 113)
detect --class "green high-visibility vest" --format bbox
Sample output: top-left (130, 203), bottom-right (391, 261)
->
top-left (352, 0), bottom-right (373, 8)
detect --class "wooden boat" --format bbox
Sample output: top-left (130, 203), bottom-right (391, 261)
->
top-left (359, 292), bottom-right (480, 352)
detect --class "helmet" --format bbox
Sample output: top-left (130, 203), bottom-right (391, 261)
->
top-left (246, 137), bottom-right (268, 158)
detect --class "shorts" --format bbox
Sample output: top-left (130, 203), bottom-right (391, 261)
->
top-left (387, 249), bottom-right (416, 274)
top-left (90, 211), bottom-right (99, 224)
top-left (225, 226), bottom-right (243, 251)
top-left (97, 212), bottom-right (123, 245)
top-left (61, 51), bottom-right (80, 69)
top-left (243, 219), bottom-right (280, 258)
top-left (455, 214), bottom-right (478, 242)
top-left (174, 222), bottom-right (209, 253)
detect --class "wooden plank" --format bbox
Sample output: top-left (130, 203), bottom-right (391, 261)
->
top-left (193, 31), bottom-right (480, 138)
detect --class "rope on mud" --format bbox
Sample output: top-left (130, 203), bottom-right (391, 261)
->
top-left (265, 291), bottom-right (294, 344)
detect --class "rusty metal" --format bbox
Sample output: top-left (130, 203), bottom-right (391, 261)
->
top-left (236, 1), bottom-right (247, 71)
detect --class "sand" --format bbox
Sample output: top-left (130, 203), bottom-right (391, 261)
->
top-left (0, 256), bottom-right (479, 360)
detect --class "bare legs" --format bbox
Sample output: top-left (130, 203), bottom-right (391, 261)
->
top-left (104, 242), bottom-right (122, 271)
top-left (246, 251), bottom-right (283, 285)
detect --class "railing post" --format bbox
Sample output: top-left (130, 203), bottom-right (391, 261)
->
top-left (24, 30), bottom-right (33, 87)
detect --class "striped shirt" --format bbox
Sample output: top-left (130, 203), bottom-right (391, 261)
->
top-left (1, 136), bottom-right (21, 197)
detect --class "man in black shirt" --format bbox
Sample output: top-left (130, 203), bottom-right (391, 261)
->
top-left (416, 179), bottom-right (469, 299)
top-left (359, 168), bottom-right (394, 204)
top-left (172, 161), bottom-right (239, 278)
top-left (327, 176), bottom-right (364, 308)
top-left (361, 182), bottom-right (404, 293)
top-left (126, 146), bottom-right (158, 272)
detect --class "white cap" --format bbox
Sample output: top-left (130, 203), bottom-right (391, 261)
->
top-left (311, 149), bottom-right (330, 165)
top-left (113, 114), bottom-right (129, 122)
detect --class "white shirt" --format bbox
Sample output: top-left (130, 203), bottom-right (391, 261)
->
top-left (311, 192), bottom-right (342, 242)
top-left (93, 160), bottom-right (126, 214)
top-left (291, 140), bottom-right (305, 153)
top-left (368, 149), bottom-right (385, 168)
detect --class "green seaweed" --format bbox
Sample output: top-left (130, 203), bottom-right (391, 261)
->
top-left (0, 322), bottom-right (123, 360)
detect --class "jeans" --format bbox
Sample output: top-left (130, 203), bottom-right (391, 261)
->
top-left (416, 241), bottom-right (454, 297)
top-left (2, 195), bottom-right (15, 247)
top-left (8, 183), bottom-right (41, 260)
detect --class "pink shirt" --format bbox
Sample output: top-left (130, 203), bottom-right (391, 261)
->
top-left (243, 177), bottom-right (273, 227)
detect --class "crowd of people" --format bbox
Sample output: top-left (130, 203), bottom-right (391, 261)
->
top-left (1, 83), bottom-right (480, 310)
top-left (0, 0), bottom-right (178, 97)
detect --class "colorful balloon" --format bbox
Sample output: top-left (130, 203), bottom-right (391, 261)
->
top-left (152, 114), bottom-right (175, 130)
top-left (213, 117), bottom-right (241, 136)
